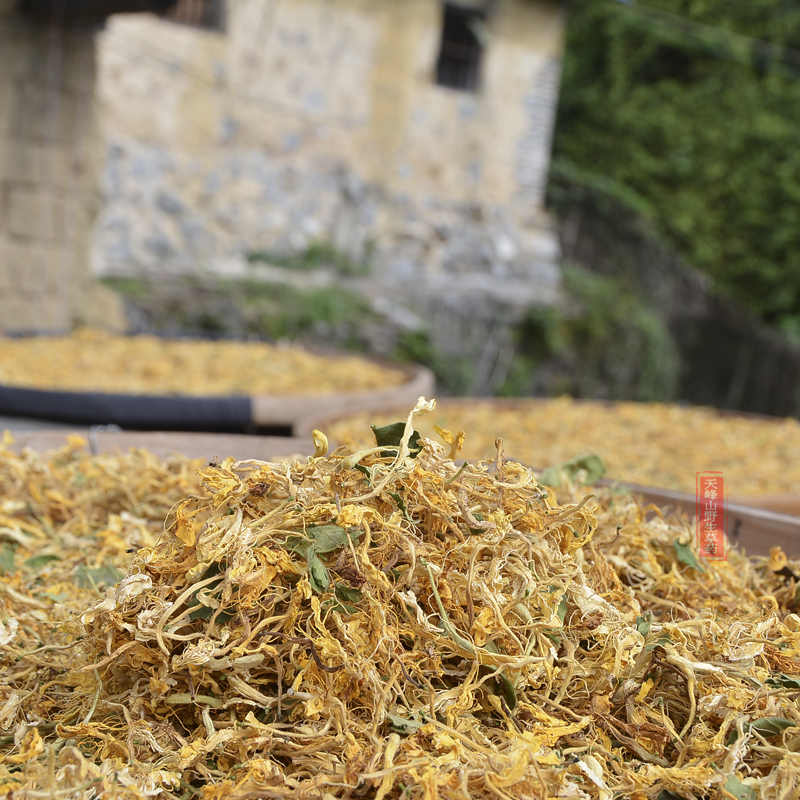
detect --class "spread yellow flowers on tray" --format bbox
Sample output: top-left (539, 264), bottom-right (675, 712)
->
top-left (0, 329), bottom-right (406, 397)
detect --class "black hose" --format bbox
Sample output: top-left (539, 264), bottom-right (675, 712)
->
top-left (0, 386), bottom-right (253, 433)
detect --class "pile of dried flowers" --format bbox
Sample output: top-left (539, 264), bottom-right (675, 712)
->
top-left (324, 398), bottom-right (800, 496)
top-left (0, 401), bottom-right (799, 799)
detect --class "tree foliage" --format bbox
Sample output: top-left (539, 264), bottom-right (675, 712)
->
top-left (552, 0), bottom-right (800, 328)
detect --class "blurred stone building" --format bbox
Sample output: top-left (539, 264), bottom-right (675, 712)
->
top-left (93, 0), bottom-right (565, 356)
top-left (1, 0), bottom-right (565, 353)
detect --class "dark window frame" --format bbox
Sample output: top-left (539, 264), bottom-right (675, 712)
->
top-left (434, 2), bottom-right (485, 92)
top-left (161, 0), bottom-right (224, 31)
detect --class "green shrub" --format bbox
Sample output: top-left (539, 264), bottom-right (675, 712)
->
top-left (553, 0), bottom-right (800, 326)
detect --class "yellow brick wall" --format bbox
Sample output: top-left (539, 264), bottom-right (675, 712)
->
top-left (0, 6), bottom-right (126, 333)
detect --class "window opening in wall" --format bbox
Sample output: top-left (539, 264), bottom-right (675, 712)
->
top-left (435, 3), bottom-right (485, 92)
top-left (162, 0), bottom-right (224, 31)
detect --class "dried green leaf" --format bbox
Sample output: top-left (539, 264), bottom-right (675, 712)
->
top-left (388, 491), bottom-right (410, 520)
top-left (186, 572), bottom-right (224, 620)
top-left (749, 717), bottom-right (795, 737)
top-left (766, 674), bottom-right (800, 690)
top-left (25, 553), bottom-right (60, 570)
top-left (308, 524), bottom-right (352, 554)
top-left (724, 775), bottom-right (757, 800)
top-left (323, 598), bottom-right (359, 615)
top-left (281, 535), bottom-right (310, 557)
top-left (557, 595), bottom-right (568, 625)
top-left (644, 635), bottom-right (672, 652)
top-left (0, 545), bottom-right (15, 574)
top-left (285, 527), bottom-right (360, 594)
top-left (334, 583), bottom-right (363, 603)
top-left (728, 716), bottom-right (796, 744)
top-left (354, 463), bottom-right (373, 481)
top-left (74, 563), bottom-right (124, 590)
top-left (371, 421), bottom-right (421, 458)
top-left (496, 673), bottom-right (517, 710)
top-left (187, 604), bottom-right (215, 621)
top-left (674, 538), bottom-right (705, 572)
top-left (43, 591), bottom-right (71, 602)
top-left (282, 526), bottom-right (358, 560)
top-left (307, 548), bottom-right (331, 593)
top-left (387, 712), bottom-right (423, 734)
top-left (187, 594), bottom-right (234, 624)
top-left (539, 453), bottom-right (605, 488)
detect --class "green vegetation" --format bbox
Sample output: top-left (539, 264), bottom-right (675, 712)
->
top-left (100, 276), bottom-right (150, 299)
top-left (247, 240), bottom-right (371, 277)
top-left (104, 267), bottom-right (681, 401)
top-left (241, 281), bottom-right (372, 345)
top-left (560, 264), bottom-right (679, 402)
top-left (393, 266), bottom-right (678, 401)
top-left (104, 275), bottom-right (376, 351)
top-left (393, 330), bottom-right (475, 396)
top-left (553, 0), bottom-right (800, 329)
top-left (104, 241), bottom-right (374, 346)
top-left (501, 265), bottom-right (678, 401)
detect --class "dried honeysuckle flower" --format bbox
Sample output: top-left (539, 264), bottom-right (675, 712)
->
top-left (0, 619), bottom-right (18, 646)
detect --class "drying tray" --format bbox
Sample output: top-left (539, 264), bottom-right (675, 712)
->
top-left (0, 362), bottom-right (435, 436)
top-left (599, 480), bottom-right (800, 559)
top-left (4, 428), bottom-right (314, 463)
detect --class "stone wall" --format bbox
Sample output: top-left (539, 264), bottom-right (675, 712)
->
top-left (0, 1), bottom-right (125, 333)
top-left (91, 0), bottom-right (565, 353)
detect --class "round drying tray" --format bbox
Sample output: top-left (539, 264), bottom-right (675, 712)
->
top-left (0, 363), bottom-right (435, 435)
top-left (0, 331), bottom-right (436, 435)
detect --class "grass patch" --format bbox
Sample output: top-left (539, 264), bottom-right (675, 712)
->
top-left (247, 241), bottom-right (371, 277)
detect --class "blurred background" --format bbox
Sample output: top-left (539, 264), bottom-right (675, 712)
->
top-left (1, 0), bottom-right (799, 416)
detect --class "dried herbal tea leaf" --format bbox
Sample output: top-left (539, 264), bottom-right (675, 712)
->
top-left (307, 524), bottom-right (353, 553)
top-left (73, 563), bottom-right (124, 590)
top-left (728, 717), bottom-right (796, 744)
top-left (766, 674), bottom-right (800, 689)
top-left (306, 548), bottom-right (331, 593)
top-left (387, 712), bottom-right (424, 735)
top-left (24, 554), bottom-right (60, 570)
top-left (334, 583), bottom-right (363, 603)
top-left (0, 546), bottom-right (15, 574)
top-left (724, 775), bottom-right (758, 800)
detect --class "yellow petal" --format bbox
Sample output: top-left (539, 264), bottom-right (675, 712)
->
top-left (312, 430), bottom-right (329, 458)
